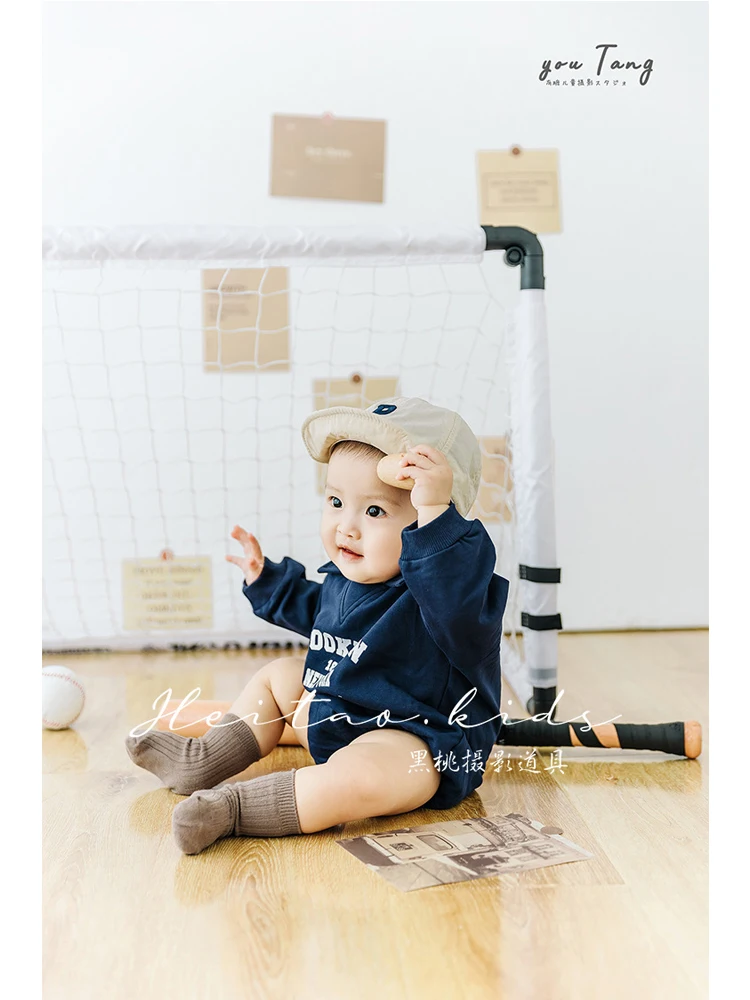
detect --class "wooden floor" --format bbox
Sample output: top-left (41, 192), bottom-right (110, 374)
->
top-left (43, 630), bottom-right (708, 1000)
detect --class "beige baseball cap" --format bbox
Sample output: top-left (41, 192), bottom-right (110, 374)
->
top-left (300, 396), bottom-right (482, 517)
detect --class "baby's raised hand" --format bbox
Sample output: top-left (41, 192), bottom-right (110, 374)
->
top-left (226, 525), bottom-right (265, 585)
top-left (396, 444), bottom-right (453, 510)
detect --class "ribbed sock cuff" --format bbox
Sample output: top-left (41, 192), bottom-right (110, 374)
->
top-left (209, 712), bottom-right (262, 761)
top-left (230, 768), bottom-right (302, 838)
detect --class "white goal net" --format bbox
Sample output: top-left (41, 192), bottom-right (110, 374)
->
top-left (42, 225), bottom-right (558, 712)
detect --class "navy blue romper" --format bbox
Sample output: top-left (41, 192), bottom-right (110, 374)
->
top-left (242, 501), bottom-right (510, 810)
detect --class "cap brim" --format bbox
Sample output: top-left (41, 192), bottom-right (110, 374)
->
top-left (300, 406), bottom-right (411, 462)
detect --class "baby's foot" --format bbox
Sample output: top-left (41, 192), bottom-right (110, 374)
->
top-left (172, 770), bottom-right (302, 855)
top-left (172, 787), bottom-right (237, 854)
top-left (124, 713), bottom-right (261, 795)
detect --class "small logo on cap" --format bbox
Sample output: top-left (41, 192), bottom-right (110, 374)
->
top-left (372, 404), bottom-right (397, 415)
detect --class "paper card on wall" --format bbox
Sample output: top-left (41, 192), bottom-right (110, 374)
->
top-left (477, 149), bottom-right (561, 233)
top-left (271, 113), bottom-right (386, 203)
top-left (203, 268), bottom-right (290, 373)
top-left (311, 375), bottom-right (400, 494)
top-left (468, 435), bottom-right (513, 524)
top-left (123, 557), bottom-right (213, 631)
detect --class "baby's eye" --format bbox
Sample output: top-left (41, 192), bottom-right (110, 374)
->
top-left (366, 505), bottom-right (386, 518)
top-left (327, 496), bottom-right (342, 509)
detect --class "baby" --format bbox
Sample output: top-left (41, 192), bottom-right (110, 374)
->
top-left (126, 396), bottom-right (510, 854)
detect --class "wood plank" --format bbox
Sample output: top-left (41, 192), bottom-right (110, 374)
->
top-left (42, 631), bottom-right (707, 1000)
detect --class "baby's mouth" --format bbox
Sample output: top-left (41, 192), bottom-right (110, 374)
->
top-left (338, 546), bottom-right (363, 560)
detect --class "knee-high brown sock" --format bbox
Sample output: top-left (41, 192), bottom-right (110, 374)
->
top-left (171, 769), bottom-right (302, 855)
top-left (125, 713), bottom-right (262, 795)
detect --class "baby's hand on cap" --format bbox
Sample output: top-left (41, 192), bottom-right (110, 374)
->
top-left (397, 445), bottom-right (453, 510)
top-left (226, 526), bottom-right (266, 585)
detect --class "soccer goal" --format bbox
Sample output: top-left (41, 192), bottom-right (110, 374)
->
top-left (42, 225), bottom-right (561, 716)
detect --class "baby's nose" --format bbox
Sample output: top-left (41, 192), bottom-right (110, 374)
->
top-left (338, 513), bottom-right (360, 536)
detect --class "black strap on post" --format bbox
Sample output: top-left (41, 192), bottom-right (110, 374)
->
top-left (521, 612), bottom-right (563, 630)
top-left (519, 564), bottom-right (561, 584)
top-left (519, 564), bottom-right (562, 630)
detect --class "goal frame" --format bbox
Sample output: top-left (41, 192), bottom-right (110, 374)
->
top-left (42, 223), bottom-right (561, 717)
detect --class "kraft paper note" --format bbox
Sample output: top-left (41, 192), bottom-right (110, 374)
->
top-left (477, 148), bottom-right (561, 233)
top-left (271, 113), bottom-right (386, 203)
top-left (123, 557), bottom-right (213, 631)
top-left (203, 268), bottom-right (290, 373)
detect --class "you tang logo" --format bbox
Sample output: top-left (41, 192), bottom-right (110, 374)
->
top-left (539, 43), bottom-right (654, 87)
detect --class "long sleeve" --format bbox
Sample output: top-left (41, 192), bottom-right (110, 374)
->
top-left (242, 556), bottom-right (323, 638)
top-left (398, 502), bottom-right (509, 669)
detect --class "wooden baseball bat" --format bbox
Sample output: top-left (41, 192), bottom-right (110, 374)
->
top-left (156, 699), bottom-right (702, 758)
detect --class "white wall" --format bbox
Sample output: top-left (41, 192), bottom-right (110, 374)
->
top-left (42, 0), bottom-right (708, 631)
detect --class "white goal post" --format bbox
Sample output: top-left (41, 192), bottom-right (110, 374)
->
top-left (42, 224), bottom-right (561, 716)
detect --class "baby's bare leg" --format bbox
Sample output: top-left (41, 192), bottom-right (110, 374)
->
top-left (294, 729), bottom-right (441, 833)
top-left (126, 655), bottom-right (307, 794)
top-left (229, 656), bottom-right (311, 755)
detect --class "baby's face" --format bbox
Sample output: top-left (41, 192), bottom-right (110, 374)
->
top-left (321, 449), bottom-right (417, 584)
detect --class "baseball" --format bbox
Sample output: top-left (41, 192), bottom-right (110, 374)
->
top-left (42, 665), bottom-right (85, 730)
top-left (377, 452), bottom-right (414, 491)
